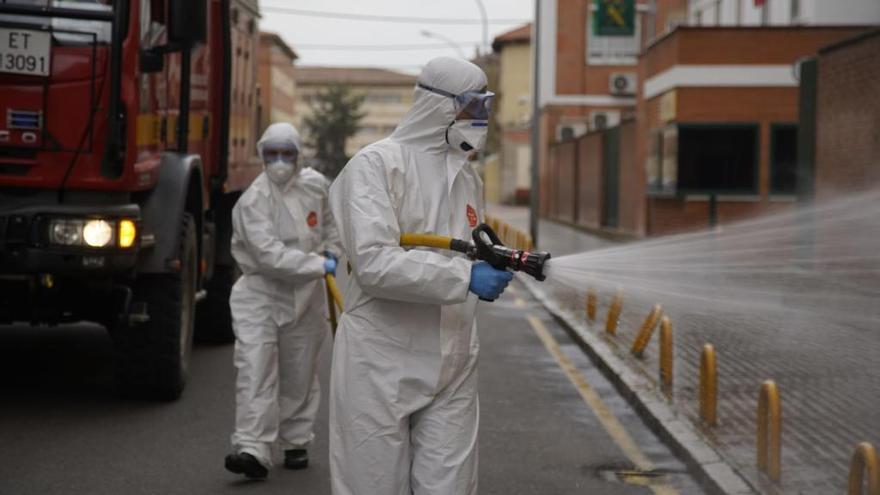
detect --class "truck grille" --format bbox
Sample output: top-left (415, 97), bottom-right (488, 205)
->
top-left (7, 110), bottom-right (42, 130)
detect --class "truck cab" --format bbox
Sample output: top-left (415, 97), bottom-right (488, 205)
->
top-left (0, 0), bottom-right (260, 399)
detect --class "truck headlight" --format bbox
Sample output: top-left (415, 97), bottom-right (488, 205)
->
top-left (118, 220), bottom-right (137, 248)
top-left (49, 219), bottom-right (84, 245)
top-left (83, 219), bottom-right (114, 247)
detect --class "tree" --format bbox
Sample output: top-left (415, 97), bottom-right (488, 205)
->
top-left (303, 84), bottom-right (366, 178)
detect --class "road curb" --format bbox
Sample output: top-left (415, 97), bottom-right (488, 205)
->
top-left (518, 275), bottom-right (758, 495)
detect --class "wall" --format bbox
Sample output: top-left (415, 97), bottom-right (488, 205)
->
top-left (815, 30), bottom-right (880, 198)
top-left (497, 40), bottom-right (533, 204)
top-left (617, 120), bottom-right (644, 235)
top-left (498, 43), bottom-right (532, 128)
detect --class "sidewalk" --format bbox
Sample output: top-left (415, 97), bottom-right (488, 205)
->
top-left (487, 204), bottom-right (880, 495)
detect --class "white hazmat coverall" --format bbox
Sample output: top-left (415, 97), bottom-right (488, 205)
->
top-left (328, 57), bottom-right (488, 495)
top-left (229, 123), bottom-right (340, 468)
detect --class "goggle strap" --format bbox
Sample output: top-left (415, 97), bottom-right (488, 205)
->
top-left (417, 82), bottom-right (457, 99)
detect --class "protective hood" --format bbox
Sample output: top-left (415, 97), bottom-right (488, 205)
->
top-left (257, 122), bottom-right (302, 188)
top-left (391, 57), bottom-right (488, 154)
top-left (256, 122), bottom-right (302, 160)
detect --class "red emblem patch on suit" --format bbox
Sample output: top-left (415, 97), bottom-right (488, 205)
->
top-left (307, 211), bottom-right (318, 227)
top-left (466, 204), bottom-right (478, 228)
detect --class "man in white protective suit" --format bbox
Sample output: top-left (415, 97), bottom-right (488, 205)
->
top-left (224, 123), bottom-right (341, 480)
top-left (328, 57), bottom-right (514, 494)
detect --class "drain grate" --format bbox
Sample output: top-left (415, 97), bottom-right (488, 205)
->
top-left (592, 464), bottom-right (670, 487)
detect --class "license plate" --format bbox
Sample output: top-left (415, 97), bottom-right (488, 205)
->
top-left (0, 28), bottom-right (51, 77)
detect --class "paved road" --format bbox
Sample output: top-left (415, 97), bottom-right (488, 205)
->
top-left (0, 280), bottom-right (705, 494)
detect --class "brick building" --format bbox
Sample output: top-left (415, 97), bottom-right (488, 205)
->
top-left (811, 29), bottom-right (880, 198)
top-left (257, 32), bottom-right (298, 135)
top-left (536, 0), bottom-right (877, 237)
top-left (637, 26), bottom-right (866, 235)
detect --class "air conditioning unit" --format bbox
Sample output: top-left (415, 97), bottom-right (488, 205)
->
top-left (589, 110), bottom-right (621, 131)
top-left (555, 122), bottom-right (588, 142)
top-left (609, 72), bottom-right (637, 96)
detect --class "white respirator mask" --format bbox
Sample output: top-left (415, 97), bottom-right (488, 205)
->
top-left (417, 82), bottom-right (494, 153)
top-left (265, 159), bottom-right (298, 185)
top-left (447, 120), bottom-right (489, 152)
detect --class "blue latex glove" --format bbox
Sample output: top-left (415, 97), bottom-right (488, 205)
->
top-left (468, 262), bottom-right (514, 301)
top-left (324, 250), bottom-right (338, 263)
top-left (324, 256), bottom-right (337, 276)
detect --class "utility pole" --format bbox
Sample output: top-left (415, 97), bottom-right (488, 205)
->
top-left (475, 0), bottom-right (489, 55)
top-left (529, 0), bottom-right (541, 247)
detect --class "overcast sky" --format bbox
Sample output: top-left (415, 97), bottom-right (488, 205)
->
top-left (258, 0), bottom-right (534, 73)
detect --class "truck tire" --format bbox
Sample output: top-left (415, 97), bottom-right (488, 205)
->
top-left (194, 263), bottom-right (238, 343)
top-left (113, 213), bottom-right (198, 400)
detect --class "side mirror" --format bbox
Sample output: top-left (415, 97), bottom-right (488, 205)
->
top-left (140, 47), bottom-right (164, 73)
top-left (168, 0), bottom-right (206, 45)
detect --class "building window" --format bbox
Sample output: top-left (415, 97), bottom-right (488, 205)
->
top-left (770, 124), bottom-right (798, 194)
top-left (677, 124), bottom-right (759, 194)
top-left (587, 5), bottom-right (641, 65)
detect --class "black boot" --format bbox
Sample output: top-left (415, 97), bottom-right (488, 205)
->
top-left (225, 452), bottom-right (268, 480)
top-left (284, 449), bottom-right (308, 470)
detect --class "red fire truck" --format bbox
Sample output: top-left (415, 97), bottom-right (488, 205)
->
top-left (0, 0), bottom-right (260, 399)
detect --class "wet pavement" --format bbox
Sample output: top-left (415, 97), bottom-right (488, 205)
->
top-left (0, 269), bottom-right (706, 494)
top-left (489, 203), bottom-right (880, 494)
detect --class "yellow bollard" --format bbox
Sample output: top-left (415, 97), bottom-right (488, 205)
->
top-left (605, 291), bottom-right (623, 335)
top-left (630, 304), bottom-right (663, 358)
top-left (586, 288), bottom-right (597, 323)
top-left (700, 344), bottom-right (717, 426)
top-left (526, 235), bottom-right (534, 251)
top-left (757, 380), bottom-right (782, 482)
top-left (849, 442), bottom-right (880, 495)
top-left (516, 230), bottom-right (524, 250)
top-left (659, 316), bottom-right (673, 390)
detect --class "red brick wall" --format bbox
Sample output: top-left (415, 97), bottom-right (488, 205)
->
top-left (617, 120), bottom-right (644, 235)
top-left (648, 198), bottom-right (796, 235)
top-left (576, 133), bottom-right (603, 229)
top-left (556, 141), bottom-right (578, 223)
top-left (815, 31), bottom-right (880, 199)
top-left (555, 0), bottom-right (587, 95)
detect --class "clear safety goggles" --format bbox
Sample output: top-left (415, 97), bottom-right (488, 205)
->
top-left (418, 83), bottom-right (494, 120)
top-left (262, 147), bottom-right (298, 163)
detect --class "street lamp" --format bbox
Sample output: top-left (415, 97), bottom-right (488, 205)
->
top-left (420, 30), bottom-right (466, 58)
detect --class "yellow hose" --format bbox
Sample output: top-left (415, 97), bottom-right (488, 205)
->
top-left (325, 274), bottom-right (344, 311)
top-left (399, 232), bottom-right (454, 250)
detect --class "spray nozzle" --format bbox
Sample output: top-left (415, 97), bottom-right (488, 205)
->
top-left (468, 223), bottom-right (551, 281)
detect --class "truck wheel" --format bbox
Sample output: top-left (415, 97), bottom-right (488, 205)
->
top-left (195, 263), bottom-right (238, 343)
top-left (113, 213), bottom-right (198, 400)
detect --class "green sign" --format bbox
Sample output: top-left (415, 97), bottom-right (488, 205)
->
top-left (594, 0), bottom-right (635, 36)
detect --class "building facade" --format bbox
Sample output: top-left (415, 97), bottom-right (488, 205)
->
top-left (291, 67), bottom-right (417, 158)
top-left (536, 0), bottom-right (877, 236)
top-left (688, 0), bottom-right (880, 27)
top-left (256, 32), bottom-right (298, 135)
top-left (491, 24), bottom-right (533, 205)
